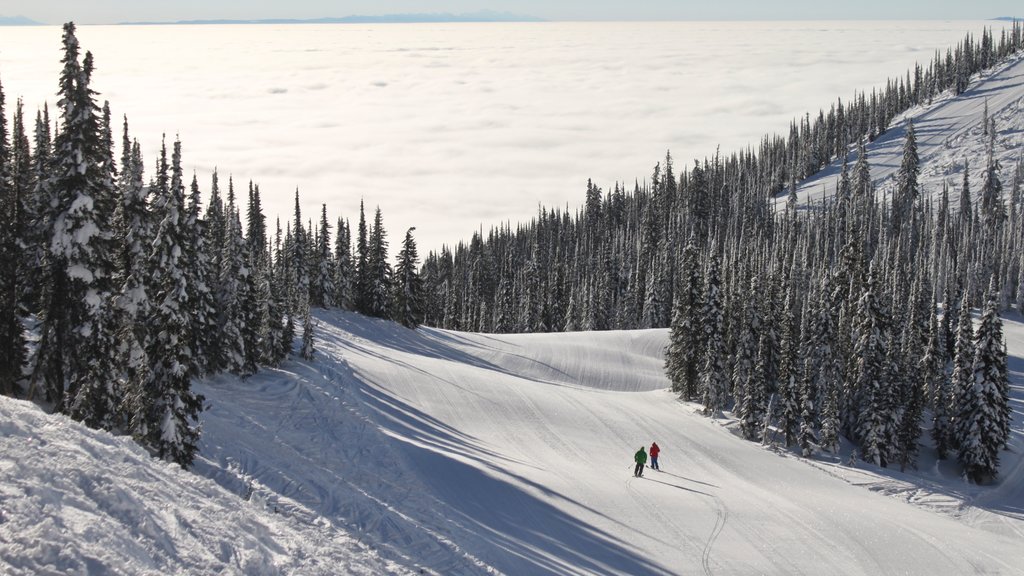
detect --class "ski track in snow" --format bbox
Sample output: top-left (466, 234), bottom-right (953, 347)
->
top-left (186, 306), bottom-right (1024, 575)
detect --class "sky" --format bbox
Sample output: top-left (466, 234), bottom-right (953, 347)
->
top-left (1, 0), bottom-right (1020, 24)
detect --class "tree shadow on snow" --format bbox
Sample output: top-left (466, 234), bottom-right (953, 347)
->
top-left (350, 372), bottom-right (672, 575)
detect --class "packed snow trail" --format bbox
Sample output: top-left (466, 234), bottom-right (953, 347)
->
top-left (193, 310), bottom-right (1024, 575)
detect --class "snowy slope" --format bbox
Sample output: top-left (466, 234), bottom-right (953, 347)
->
top-left (4, 45), bottom-right (1024, 576)
top-left (0, 396), bottom-right (413, 576)
top-left (787, 53), bottom-right (1024, 207)
top-left (192, 310), bottom-right (1024, 575)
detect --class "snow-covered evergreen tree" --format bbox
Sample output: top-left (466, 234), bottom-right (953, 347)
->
top-left (950, 289), bottom-right (976, 453)
top-left (926, 301), bottom-right (954, 460)
top-left (853, 264), bottom-right (890, 466)
top-left (893, 120), bottom-right (919, 232)
top-left (145, 138), bottom-right (202, 467)
top-left (300, 303), bottom-right (315, 361)
top-left (664, 239), bottom-right (702, 400)
top-left (0, 77), bottom-right (27, 397)
top-left (700, 253), bottom-right (728, 415)
top-left (957, 278), bottom-right (1010, 482)
top-left (393, 227), bottom-right (424, 329)
top-left (38, 24), bottom-right (119, 427)
top-left (367, 207), bottom-right (392, 319)
top-left (311, 204), bottom-right (335, 308)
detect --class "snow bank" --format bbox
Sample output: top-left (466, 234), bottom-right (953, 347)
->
top-left (0, 397), bottom-right (411, 576)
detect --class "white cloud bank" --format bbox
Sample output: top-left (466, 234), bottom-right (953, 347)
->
top-left (0, 21), bottom-right (993, 252)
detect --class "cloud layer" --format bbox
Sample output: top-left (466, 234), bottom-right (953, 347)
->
top-left (0, 21), bottom-right (992, 252)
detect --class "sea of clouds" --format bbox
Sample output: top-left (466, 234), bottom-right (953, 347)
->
top-left (0, 21), bottom-right (993, 252)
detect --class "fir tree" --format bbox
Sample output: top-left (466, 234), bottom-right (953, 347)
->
top-left (853, 264), bottom-right (890, 467)
top-left (893, 120), bottom-right (919, 231)
top-left (664, 239), bottom-right (702, 400)
top-left (950, 290), bottom-right (976, 453)
top-left (300, 303), bottom-right (315, 361)
top-left (367, 207), bottom-right (392, 319)
top-left (393, 227), bottom-right (424, 328)
top-left (311, 204), bottom-right (335, 308)
top-left (145, 138), bottom-right (203, 467)
top-left (700, 253), bottom-right (728, 416)
top-left (41, 24), bottom-right (119, 427)
top-left (957, 278), bottom-right (1009, 482)
top-left (927, 302), bottom-right (954, 460)
top-left (0, 76), bottom-right (27, 397)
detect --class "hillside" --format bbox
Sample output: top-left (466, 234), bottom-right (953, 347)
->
top-left (788, 52), bottom-right (1024, 207)
top-left (3, 28), bottom-right (1024, 576)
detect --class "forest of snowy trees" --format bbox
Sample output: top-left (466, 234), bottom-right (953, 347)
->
top-left (0, 22), bottom-right (1020, 481)
top-left (0, 23), bottom-right (425, 468)
top-left (416, 24), bottom-right (1022, 482)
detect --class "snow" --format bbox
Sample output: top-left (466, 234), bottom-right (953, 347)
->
top-left (3, 308), bottom-right (1024, 574)
top-left (4, 23), bottom-right (1024, 576)
top-left (0, 395), bottom-right (413, 575)
top-left (187, 309), bottom-right (1024, 575)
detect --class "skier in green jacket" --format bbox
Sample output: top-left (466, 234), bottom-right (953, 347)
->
top-left (633, 446), bottom-right (647, 477)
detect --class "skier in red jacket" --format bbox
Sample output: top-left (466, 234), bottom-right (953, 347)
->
top-left (649, 442), bottom-right (660, 471)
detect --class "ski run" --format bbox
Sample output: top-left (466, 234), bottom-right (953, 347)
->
top-left (3, 25), bottom-right (1024, 576)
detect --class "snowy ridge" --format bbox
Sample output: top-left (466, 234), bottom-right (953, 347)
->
top-left (0, 396), bottom-right (411, 575)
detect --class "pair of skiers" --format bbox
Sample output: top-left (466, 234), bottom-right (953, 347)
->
top-left (633, 442), bottom-right (660, 477)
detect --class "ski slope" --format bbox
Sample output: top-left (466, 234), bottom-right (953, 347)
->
top-left (3, 47), bottom-right (1024, 576)
top-left (786, 53), bottom-right (1024, 207)
top-left (192, 310), bottom-right (1024, 575)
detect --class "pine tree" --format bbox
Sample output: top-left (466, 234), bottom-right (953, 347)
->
top-left (300, 303), bottom-right (315, 361)
top-left (185, 172), bottom-right (217, 376)
top-left (957, 278), bottom-right (1009, 482)
top-left (950, 290), bottom-right (976, 453)
top-left (926, 302), bottom-right (954, 460)
top-left (853, 264), bottom-right (890, 466)
top-left (893, 120), bottom-right (919, 231)
top-left (393, 227), bottom-right (424, 328)
top-left (310, 205), bottom-right (335, 308)
top-left (218, 179), bottom-right (247, 374)
top-left (367, 207), bottom-right (392, 319)
top-left (700, 253), bottom-right (728, 415)
top-left (39, 24), bottom-right (119, 427)
top-left (145, 138), bottom-right (203, 467)
top-left (739, 330), bottom-right (773, 443)
top-left (664, 239), bottom-right (702, 400)
top-left (354, 200), bottom-right (370, 315)
top-left (333, 217), bottom-right (353, 310)
top-left (113, 119), bottom-right (153, 435)
top-left (0, 76), bottom-right (27, 397)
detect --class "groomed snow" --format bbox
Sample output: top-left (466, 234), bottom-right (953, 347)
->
top-left (191, 310), bottom-right (1024, 575)
top-left (2, 308), bottom-right (1022, 574)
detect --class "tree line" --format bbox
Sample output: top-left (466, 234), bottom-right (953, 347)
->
top-left (416, 24), bottom-right (1022, 481)
top-left (0, 23), bottom-right (426, 468)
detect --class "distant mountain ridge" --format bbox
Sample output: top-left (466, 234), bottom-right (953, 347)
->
top-left (119, 11), bottom-right (543, 26)
top-left (0, 15), bottom-right (42, 25)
